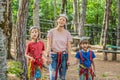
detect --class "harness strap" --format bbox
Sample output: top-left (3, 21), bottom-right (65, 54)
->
top-left (28, 58), bottom-right (43, 78)
top-left (28, 60), bottom-right (32, 78)
top-left (80, 52), bottom-right (84, 64)
top-left (90, 50), bottom-right (93, 62)
top-left (55, 52), bottom-right (62, 80)
top-left (79, 50), bottom-right (93, 64)
top-left (31, 60), bottom-right (35, 77)
top-left (86, 68), bottom-right (89, 80)
top-left (34, 58), bottom-right (43, 69)
top-left (79, 50), bottom-right (94, 80)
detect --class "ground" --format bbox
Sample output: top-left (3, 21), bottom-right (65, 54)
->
top-left (66, 49), bottom-right (120, 80)
top-left (43, 48), bottom-right (120, 80)
top-left (8, 40), bottom-right (120, 80)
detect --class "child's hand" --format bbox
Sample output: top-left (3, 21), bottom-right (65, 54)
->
top-left (92, 72), bottom-right (96, 77)
top-left (30, 57), bottom-right (35, 61)
top-left (46, 57), bottom-right (52, 65)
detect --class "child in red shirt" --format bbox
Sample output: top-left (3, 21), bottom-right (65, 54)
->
top-left (25, 26), bottom-right (46, 80)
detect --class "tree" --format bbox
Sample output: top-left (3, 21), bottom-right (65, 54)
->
top-left (33, 0), bottom-right (40, 27)
top-left (101, 0), bottom-right (112, 60)
top-left (0, 0), bottom-right (7, 79)
top-left (73, 0), bottom-right (79, 34)
top-left (0, 29), bottom-right (7, 80)
top-left (16, 0), bottom-right (29, 79)
top-left (7, 0), bottom-right (13, 59)
top-left (54, 0), bottom-right (56, 22)
top-left (117, 0), bottom-right (120, 55)
top-left (61, 0), bottom-right (67, 14)
top-left (117, 0), bottom-right (120, 46)
top-left (78, 0), bottom-right (87, 37)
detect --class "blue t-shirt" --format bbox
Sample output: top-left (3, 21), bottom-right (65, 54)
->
top-left (75, 50), bottom-right (96, 68)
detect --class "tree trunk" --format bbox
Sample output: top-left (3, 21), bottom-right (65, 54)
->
top-left (117, 0), bottom-right (120, 46)
top-left (102, 0), bottom-right (112, 61)
top-left (54, 0), bottom-right (56, 26)
top-left (100, 8), bottom-right (106, 45)
top-left (0, 1), bottom-right (7, 80)
top-left (61, 0), bottom-right (67, 14)
top-left (6, 0), bottom-right (13, 59)
top-left (78, 0), bottom-right (87, 37)
top-left (16, 0), bottom-right (29, 79)
top-left (33, 0), bottom-right (40, 27)
top-left (116, 0), bottom-right (120, 60)
top-left (0, 28), bottom-right (7, 80)
top-left (73, 0), bottom-right (79, 34)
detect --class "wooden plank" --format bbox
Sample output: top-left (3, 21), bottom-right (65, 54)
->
top-left (72, 36), bottom-right (81, 40)
top-left (71, 33), bottom-right (78, 36)
top-left (106, 45), bottom-right (120, 49)
top-left (97, 50), bottom-right (120, 53)
top-left (72, 36), bottom-right (90, 40)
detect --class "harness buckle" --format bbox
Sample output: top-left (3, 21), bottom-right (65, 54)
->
top-left (80, 64), bottom-right (86, 69)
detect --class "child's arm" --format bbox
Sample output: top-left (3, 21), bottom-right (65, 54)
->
top-left (25, 53), bottom-right (35, 61)
top-left (91, 60), bottom-right (96, 76)
top-left (25, 43), bottom-right (35, 61)
top-left (42, 51), bottom-right (47, 61)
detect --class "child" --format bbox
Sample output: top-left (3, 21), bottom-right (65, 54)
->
top-left (25, 26), bottom-right (46, 80)
top-left (74, 37), bottom-right (96, 80)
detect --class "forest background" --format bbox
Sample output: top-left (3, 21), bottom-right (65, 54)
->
top-left (0, 0), bottom-right (120, 80)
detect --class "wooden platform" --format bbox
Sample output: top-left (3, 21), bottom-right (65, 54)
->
top-left (97, 50), bottom-right (120, 53)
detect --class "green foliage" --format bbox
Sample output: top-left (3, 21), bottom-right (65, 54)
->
top-left (102, 73), bottom-right (107, 77)
top-left (11, 0), bottom-right (118, 44)
top-left (117, 76), bottom-right (120, 78)
top-left (86, 0), bottom-right (105, 25)
top-left (110, 0), bottom-right (117, 26)
top-left (11, 0), bottom-right (19, 23)
top-left (7, 61), bottom-right (23, 77)
top-left (11, 0), bottom-right (118, 27)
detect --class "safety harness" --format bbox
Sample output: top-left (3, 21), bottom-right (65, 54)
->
top-left (55, 52), bottom-right (62, 80)
top-left (27, 58), bottom-right (43, 78)
top-left (79, 50), bottom-right (94, 80)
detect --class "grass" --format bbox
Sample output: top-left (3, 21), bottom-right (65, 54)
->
top-left (117, 76), bottom-right (120, 79)
top-left (7, 60), bottom-right (23, 77)
top-left (102, 73), bottom-right (107, 77)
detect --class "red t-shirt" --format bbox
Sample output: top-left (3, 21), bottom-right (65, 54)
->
top-left (25, 41), bottom-right (45, 59)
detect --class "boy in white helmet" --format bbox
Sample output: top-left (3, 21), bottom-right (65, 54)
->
top-left (74, 37), bottom-right (96, 80)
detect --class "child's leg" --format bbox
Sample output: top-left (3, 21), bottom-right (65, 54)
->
top-left (88, 71), bottom-right (92, 80)
top-left (79, 74), bottom-right (85, 80)
top-left (59, 54), bottom-right (68, 80)
top-left (79, 71), bottom-right (92, 80)
top-left (49, 54), bottom-right (57, 80)
top-left (30, 77), bottom-right (35, 80)
top-left (35, 78), bottom-right (41, 80)
top-left (79, 67), bottom-right (85, 80)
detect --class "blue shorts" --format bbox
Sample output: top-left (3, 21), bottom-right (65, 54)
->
top-left (34, 68), bottom-right (41, 78)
